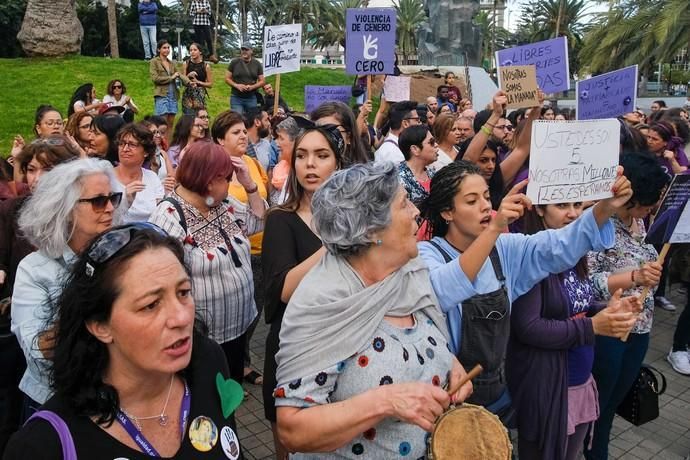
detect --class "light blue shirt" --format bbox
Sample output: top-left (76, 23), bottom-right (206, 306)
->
top-left (11, 248), bottom-right (75, 404)
top-left (418, 208), bottom-right (614, 354)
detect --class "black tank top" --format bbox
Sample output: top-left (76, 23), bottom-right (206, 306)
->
top-left (186, 60), bottom-right (207, 83)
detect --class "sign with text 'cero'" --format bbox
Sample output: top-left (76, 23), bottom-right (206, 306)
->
top-left (495, 36), bottom-right (569, 94)
top-left (345, 8), bottom-right (396, 76)
top-left (527, 119), bottom-right (619, 204)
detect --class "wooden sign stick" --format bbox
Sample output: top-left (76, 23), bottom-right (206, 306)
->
top-left (621, 243), bottom-right (671, 342)
top-left (273, 73), bottom-right (281, 116)
top-left (366, 75), bottom-right (372, 103)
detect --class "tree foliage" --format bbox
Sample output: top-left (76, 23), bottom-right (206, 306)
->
top-left (393, 0), bottom-right (425, 62)
top-left (0, 0), bottom-right (28, 57)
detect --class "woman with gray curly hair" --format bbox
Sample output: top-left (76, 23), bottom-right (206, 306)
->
top-left (273, 162), bottom-right (473, 458)
top-left (11, 158), bottom-right (122, 420)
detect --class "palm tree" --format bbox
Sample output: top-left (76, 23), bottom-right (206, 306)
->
top-left (580, 0), bottom-right (690, 78)
top-left (308, 0), bottom-right (364, 50)
top-left (393, 0), bottom-right (425, 64)
top-left (18, 0), bottom-right (83, 56)
top-left (107, 0), bottom-right (119, 58)
top-left (258, 0), bottom-right (331, 27)
top-left (474, 10), bottom-right (512, 68)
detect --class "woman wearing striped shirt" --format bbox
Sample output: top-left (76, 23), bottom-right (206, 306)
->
top-left (149, 140), bottom-right (267, 384)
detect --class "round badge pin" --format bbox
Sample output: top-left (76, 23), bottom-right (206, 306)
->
top-left (220, 426), bottom-right (241, 460)
top-left (188, 416), bottom-right (219, 452)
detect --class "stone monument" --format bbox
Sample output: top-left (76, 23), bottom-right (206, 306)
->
top-left (417, 0), bottom-right (483, 66)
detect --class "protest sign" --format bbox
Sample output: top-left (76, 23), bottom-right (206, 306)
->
top-left (345, 8), bottom-right (397, 76)
top-left (495, 37), bottom-right (570, 94)
top-left (383, 75), bottom-right (411, 102)
top-left (576, 65), bottom-right (638, 120)
top-left (645, 174), bottom-right (690, 245)
top-left (263, 24), bottom-right (302, 77)
top-left (497, 65), bottom-right (539, 109)
top-left (527, 119), bottom-right (619, 204)
top-left (305, 86), bottom-right (352, 113)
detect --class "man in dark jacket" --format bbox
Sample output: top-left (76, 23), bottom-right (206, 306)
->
top-left (138, 0), bottom-right (158, 60)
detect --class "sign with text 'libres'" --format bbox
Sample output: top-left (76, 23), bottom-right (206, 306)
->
top-left (527, 119), bottom-right (619, 204)
top-left (576, 65), bottom-right (638, 120)
top-left (263, 24), bottom-right (302, 77)
top-left (495, 36), bottom-right (569, 94)
top-left (345, 8), bottom-right (396, 76)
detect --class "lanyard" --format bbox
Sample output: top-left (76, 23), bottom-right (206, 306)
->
top-left (116, 380), bottom-right (191, 457)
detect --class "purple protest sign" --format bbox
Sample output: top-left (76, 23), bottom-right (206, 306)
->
top-left (495, 37), bottom-right (570, 94)
top-left (304, 86), bottom-right (352, 113)
top-left (345, 8), bottom-right (397, 76)
top-left (576, 65), bottom-right (638, 120)
top-left (645, 174), bottom-right (690, 245)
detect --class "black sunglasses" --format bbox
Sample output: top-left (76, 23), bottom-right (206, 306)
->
top-left (77, 192), bottom-right (123, 212)
top-left (85, 222), bottom-right (168, 276)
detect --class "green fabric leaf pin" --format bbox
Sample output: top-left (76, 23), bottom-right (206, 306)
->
top-left (216, 372), bottom-right (244, 418)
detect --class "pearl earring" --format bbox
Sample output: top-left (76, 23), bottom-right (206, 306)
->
top-left (376, 239), bottom-right (383, 246)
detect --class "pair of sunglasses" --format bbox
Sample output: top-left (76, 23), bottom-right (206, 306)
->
top-left (77, 192), bottom-right (123, 212)
top-left (85, 222), bottom-right (168, 276)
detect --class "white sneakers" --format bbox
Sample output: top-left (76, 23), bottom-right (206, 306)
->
top-left (655, 296), bottom-right (677, 312)
top-left (667, 350), bottom-right (690, 375)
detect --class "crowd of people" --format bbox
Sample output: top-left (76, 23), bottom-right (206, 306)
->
top-left (0, 47), bottom-right (689, 460)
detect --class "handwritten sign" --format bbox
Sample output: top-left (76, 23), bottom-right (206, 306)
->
top-left (495, 37), bottom-right (569, 94)
top-left (497, 65), bottom-right (539, 109)
top-left (383, 76), bottom-right (411, 102)
top-left (263, 24), bottom-right (302, 77)
top-left (645, 174), bottom-right (690, 244)
top-left (576, 65), bottom-right (638, 120)
top-left (345, 8), bottom-right (397, 76)
top-left (305, 86), bottom-right (352, 113)
top-left (527, 119), bottom-right (619, 204)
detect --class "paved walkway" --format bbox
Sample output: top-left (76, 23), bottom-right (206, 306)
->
top-left (236, 284), bottom-right (690, 459)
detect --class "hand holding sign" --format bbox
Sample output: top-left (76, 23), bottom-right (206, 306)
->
top-left (492, 90), bottom-right (508, 116)
top-left (592, 289), bottom-right (637, 338)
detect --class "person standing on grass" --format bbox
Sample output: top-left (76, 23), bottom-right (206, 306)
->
top-left (150, 40), bottom-right (190, 135)
top-left (225, 43), bottom-right (265, 114)
top-left (138, 0), bottom-right (158, 60)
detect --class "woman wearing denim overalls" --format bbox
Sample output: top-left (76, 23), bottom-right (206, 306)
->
top-left (418, 161), bottom-right (632, 427)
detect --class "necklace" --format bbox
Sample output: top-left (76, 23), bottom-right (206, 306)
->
top-left (120, 375), bottom-right (174, 431)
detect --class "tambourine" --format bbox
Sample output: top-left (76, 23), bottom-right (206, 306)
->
top-left (427, 402), bottom-right (512, 460)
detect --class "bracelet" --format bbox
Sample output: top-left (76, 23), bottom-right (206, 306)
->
top-left (244, 183), bottom-right (258, 194)
top-left (484, 121), bottom-right (496, 128)
top-left (480, 125), bottom-right (493, 136)
top-left (631, 269), bottom-right (637, 286)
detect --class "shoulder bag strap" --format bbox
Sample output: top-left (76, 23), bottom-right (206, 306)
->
top-left (642, 364), bottom-right (667, 395)
top-left (161, 197), bottom-right (188, 233)
top-left (425, 239), bottom-right (453, 263)
top-left (26, 410), bottom-right (78, 460)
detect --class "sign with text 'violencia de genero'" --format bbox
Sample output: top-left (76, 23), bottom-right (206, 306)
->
top-left (345, 8), bottom-right (396, 76)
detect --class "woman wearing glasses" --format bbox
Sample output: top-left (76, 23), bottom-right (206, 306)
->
top-left (0, 138), bottom-right (80, 448)
top-left (149, 140), bottom-right (266, 386)
top-left (103, 79), bottom-right (139, 123)
top-left (11, 158), bottom-right (122, 421)
top-left (5, 224), bottom-right (242, 459)
top-left (65, 111), bottom-right (96, 155)
top-left (112, 123), bottom-right (165, 223)
top-left (398, 125), bottom-right (438, 208)
top-left (417, 161), bottom-right (632, 425)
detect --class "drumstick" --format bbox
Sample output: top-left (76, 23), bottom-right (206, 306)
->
top-left (446, 364), bottom-right (483, 396)
top-left (620, 243), bottom-right (671, 342)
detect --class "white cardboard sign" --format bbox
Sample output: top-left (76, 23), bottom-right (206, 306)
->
top-left (382, 76), bottom-right (411, 102)
top-left (527, 119), bottom-right (619, 204)
top-left (263, 24), bottom-right (302, 77)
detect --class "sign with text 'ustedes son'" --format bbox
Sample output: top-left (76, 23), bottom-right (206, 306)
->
top-left (527, 119), bottom-right (619, 204)
top-left (495, 36), bottom-right (570, 94)
top-left (345, 8), bottom-right (396, 75)
top-left (263, 24), bottom-right (302, 77)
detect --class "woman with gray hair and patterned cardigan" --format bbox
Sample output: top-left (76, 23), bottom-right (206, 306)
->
top-left (273, 162), bottom-right (473, 458)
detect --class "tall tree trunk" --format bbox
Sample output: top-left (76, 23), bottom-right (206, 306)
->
top-left (108, 0), bottom-right (119, 58)
top-left (241, 0), bottom-right (248, 41)
top-left (18, 0), bottom-right (83, 56)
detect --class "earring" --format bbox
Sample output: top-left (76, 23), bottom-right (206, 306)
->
top-left (376, 239), bottom-right (383, 246)
top-left (445, 219), bottom-right (452, 225)
top-left (205, 195), bottom-right (214, 206)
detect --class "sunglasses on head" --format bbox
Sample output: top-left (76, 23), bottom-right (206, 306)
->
top-left (77, 192), bottom-right (123, 212)
top-left (85, 222), bottom-right (168, 277)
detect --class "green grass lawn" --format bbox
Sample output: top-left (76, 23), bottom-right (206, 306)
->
top-left (0, 56), bottom-right (354, 155)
